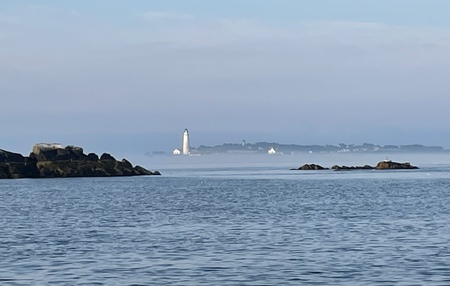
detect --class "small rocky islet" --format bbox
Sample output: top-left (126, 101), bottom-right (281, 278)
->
top-left (292, 161), bottom-right (418, 171)
top-left (0, 143), bottom-right (160, 179)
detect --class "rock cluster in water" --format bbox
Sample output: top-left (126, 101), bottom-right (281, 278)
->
top-left (373, 161), bottom-right (418, 170)
top-left (292, 161), bottom-right (418, 171)
top-left (332, 165), bottom-right (375, 171)
top-left (291, 164), bottom-right (329, 170)
top-left (0, 144), bottom-right (160, 179)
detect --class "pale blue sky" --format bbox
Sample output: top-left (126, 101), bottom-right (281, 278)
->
top-left (3, 0), bottom-right (449, 27)
top-left (1, 1), bottom-right (449, 155)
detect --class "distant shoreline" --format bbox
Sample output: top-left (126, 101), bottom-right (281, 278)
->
top-left (148, 142), bottom-right (448, 156)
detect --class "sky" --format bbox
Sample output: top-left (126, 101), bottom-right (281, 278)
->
top-left (1, 0), bottom-right (449, 155)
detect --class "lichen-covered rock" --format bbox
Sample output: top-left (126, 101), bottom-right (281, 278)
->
top-left (30, 145), bottom-right (88, 161)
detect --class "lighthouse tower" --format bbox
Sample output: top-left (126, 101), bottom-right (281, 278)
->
top-left (182, 129), bottom-right (190, 155)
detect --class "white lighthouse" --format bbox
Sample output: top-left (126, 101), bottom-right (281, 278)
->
top-left (182, 129), bottom-right (190, 155)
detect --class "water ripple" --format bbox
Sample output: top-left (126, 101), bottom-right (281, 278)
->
top-left (0, 169), bottom-right (449, 285)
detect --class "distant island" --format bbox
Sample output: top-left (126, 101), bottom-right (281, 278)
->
top-left (148, 142), bottom-right (447, 156)
top-left (1, 143), bottom-right (160, 179)
top-left (292, 161), bottom-right (419, 171)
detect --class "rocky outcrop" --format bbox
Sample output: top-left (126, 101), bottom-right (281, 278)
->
top-left (332, 165), bottom-right (374, 171)
top-left (291, 161), bottom-right (418, 171)
top-left (375, 161), bottom-right (418, 170)
top-left (30, 144), bottom-right (87, 161)
top-left (1, 149), bottom-right (38, 179)
top-left (0, 144), bottom-right (160, 179)
top-left (100, 153), bottom-right (116, 161)
top-left (291, 164), bottom-right (328, 170)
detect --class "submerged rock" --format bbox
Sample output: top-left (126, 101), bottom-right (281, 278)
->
top-left (0, 144), bottom-right (160, 179)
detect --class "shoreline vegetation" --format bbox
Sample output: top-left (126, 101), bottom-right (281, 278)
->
top-left (0, 144), bottom-right (160, 179)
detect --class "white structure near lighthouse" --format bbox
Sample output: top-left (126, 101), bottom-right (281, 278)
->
top-left (182, 128), bottom-right (190, 155)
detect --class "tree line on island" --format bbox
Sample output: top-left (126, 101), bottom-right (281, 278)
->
top-left (194, 142), bottom-right (444, 154)
top-left (148, 142), bottom-right (446, 156)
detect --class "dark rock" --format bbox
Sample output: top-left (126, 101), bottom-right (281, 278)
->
top-left (0, 149), bottom-right (26, 163)
top-left (331, 161), bottom-right (418, 171)
top-left (115, 159), bottom-right (134, 176)
top-left (295, 164), bottom-right (328, 170)
top-left (1, 149), bottom-right (40, 178)
top-left (0, 164), bottom-right (8, 179)
top-left (375, 161), bottom-right (418, 170)
top-left (120, 159), bottom-right (133, 169)
top-left (332, 165), bottom-right (374, 171)
top-left (8, 162), bottom-right (40, 178)
top-left (67, 145), bottom-right (84, 155)
top-left (0, 161), bottom-right (40, 179)
top-left (134, 165), bottom-right (154, 175)
top-left (100, 153), bottom-right (116, 161)
top-left (86, 153), bottom-right (99, 161)
top-left (0, 144), bottom-right (160, 179)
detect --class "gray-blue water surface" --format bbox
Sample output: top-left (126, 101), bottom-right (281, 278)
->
top-left (1, 164), bottom-right (449, 285)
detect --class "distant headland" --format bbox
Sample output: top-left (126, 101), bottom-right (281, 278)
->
top-left (1, 143), bottom-right (160, 179)
top-left (148, 141), bottom-right (447, 156)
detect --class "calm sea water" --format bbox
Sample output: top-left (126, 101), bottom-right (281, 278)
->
top-left (1, 154), bottom-right (449, 285)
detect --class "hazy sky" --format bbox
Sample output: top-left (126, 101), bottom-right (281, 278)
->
top-left (1, 0), bottom-right (449, 154)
